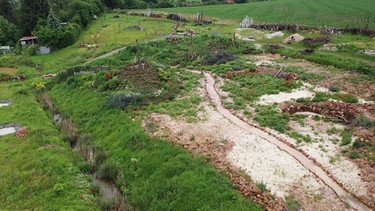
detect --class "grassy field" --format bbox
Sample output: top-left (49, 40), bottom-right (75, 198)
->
top-left (1, 4), bottom-right (375, 209)
top-left (0, 82), bottom-right (99, 210)
top-left (157, 0), bottom-right (375, 29)
top-left (31, 15), bottom-right (175, 73)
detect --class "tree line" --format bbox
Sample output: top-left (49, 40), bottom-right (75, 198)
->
top-left (0, 0), bottom-right (267, 49)
top-left (0, 0), bottom-right (104, 49)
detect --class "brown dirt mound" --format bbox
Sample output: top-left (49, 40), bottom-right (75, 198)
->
top-left (119, 62), bottom-right (160, 87)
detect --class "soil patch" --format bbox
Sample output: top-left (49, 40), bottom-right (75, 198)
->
top-left (0, 67), bottom-right (17, 74)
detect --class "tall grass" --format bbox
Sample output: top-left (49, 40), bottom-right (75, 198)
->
top-left (0, 82), bottom-right (99, 210)
top-left (49, 74), bottom-right (261, 210)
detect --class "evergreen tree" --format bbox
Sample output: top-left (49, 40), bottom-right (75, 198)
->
top-left (19, 0), bottom-right (50, 35)
top-left (0, 0), bottom-right (15, 23)
top-left (47, 9), bottom-right (61, 29)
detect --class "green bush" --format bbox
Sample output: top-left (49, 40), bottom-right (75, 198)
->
top-left (312, 92), bottom-right (331, 102)
top-left (329, 86), bottom-right (340, 92)
top-left (333, 93), bottom-right (358, 103)
top-left (106, 93), bottom-right (144, 109)
top-left (354, 114), bottom-right (374, 128)
top-left (340, 131), bottom-right (352, 146)
top-left (349, 150), bottom-right (361, 159)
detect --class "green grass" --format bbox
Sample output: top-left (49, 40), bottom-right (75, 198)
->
top-left (30, 14), bottom-right (175, 73)
top-left (157, 0), bottom-right (375, 29)
top-left (0, 82), bottom-right (99, 210)
top-left (254, 105), bottom-right (291, 133)
top-left (48, 77), bottom-right (262, 210)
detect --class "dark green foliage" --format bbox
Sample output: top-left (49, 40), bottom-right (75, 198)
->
top-left (20, 0), bottom-right (50, 35)
top-left (353, 139), bottom-right (372, 149)
top-left (106, 93), bottom-right (144, 109)
top-left (36, 20), bottom-right (81, 49)
top-left (354, 114), bottom-right (374, 128)
top-left (0, 0), bottom-right (15, 24)
top-left (0, 15), bottom-right (20, 46)
top-left (329, 85), bottom-right (340, 92)
top-left (203, 50), bottom-right (237, 65)
top-left (349, 150), bottom-right (361, 159)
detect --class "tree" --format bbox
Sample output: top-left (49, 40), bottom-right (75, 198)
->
top-left (19, 0), bottom-right (50, 35)
top-left (0, 15), bottom-right (21, 46)
top-left (0, 0), bottom-right (15, 24)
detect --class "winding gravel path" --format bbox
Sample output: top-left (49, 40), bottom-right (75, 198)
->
top-left (202, 71), bottom-right (370, 211)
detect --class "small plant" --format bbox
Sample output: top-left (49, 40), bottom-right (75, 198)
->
top-left (354, 114), bottom-right (374, 128)
top-left (329, 85), bottom-right (340, 92)
top-left (313, 194), bottom-right (323, 201)
top-left (285, 195), bottom-right (301, 211)
top-left (340, 131), bottom-right (352, 146)
top-left (312, 115), bottom-right (321, 121)
top-left (106, 93), bottom-right (144, 109)
top-left (349, 150), bottom-right (361, 159)
top-left (189, 134), bottom-right (196, 141)
top-left (296, 97), bottom-right (310, 103)
top-left (257, 181), bottom-right (268, 192)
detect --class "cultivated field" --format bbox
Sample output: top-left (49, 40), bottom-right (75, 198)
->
top-left (159, 0), bottom-right (375, 29)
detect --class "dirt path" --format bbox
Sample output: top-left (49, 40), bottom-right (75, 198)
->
top-left (83, 36), bottom-right (169, 65)
top-left (202, 71), bottom-right (370, 211)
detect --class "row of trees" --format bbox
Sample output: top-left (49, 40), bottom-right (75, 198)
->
top-left (0, 0), bottom-right (266, 48)
top-left (0, 0), bottom-right (105, 49)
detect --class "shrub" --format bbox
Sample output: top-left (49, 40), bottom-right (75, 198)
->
top-left (285, 195), bottom-right (302, 211)
top-left (340, 131), bottom-right (352, 146)
top-left (353, 139), bottom-right (372, 149)
top-left (202, 50), bottom-right (237, 65)
top-left (329, 86), bottom-right (340, 92)
top-left (349, 150), bottom-right (361, 159)
top-left (296, 97), bottom-right (310, 103)
top-left (354, 114), bottom-right (374, 128)
top-left (333, 93), bottom-right (358, 103)
top-left (312, 92), bottom-right (331, 102)
top-left (106, 93), bottom-right (144, 109)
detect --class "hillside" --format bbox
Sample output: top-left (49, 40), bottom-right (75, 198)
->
top-left (1, 7), bottom-right (375, 211)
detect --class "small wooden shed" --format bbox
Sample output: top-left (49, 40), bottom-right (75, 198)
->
top-left (19, 36), bottom-right (38, 46)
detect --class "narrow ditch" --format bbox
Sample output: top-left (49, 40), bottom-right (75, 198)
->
top-left (40, 92), bottom-right (129, 210)
top-left (202, 71), bottom-right (372, 211)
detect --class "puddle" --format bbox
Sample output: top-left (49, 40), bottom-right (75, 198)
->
top-left (92, 172), bottom-right (119, 202)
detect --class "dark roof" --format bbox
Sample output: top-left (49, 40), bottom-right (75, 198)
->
top-left (19, 36), bottom-right (38, 41)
